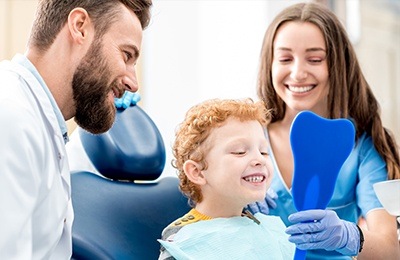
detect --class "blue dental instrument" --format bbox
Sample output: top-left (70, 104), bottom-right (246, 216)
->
top-left (290, 111), bottom-right (355, 260)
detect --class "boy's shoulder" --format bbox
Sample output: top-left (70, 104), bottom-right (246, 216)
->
top-left (161, 209), bottom-right (209, 241)
top-left (167, 209), bottom-right (205, 228)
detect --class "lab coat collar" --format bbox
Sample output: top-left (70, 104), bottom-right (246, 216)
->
top-left (12, 54), bottom-right (69, 144)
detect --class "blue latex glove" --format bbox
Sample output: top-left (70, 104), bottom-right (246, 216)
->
top-left (286, 209), bottom-right (360, 256)
top-left (114, 91), bottom-right (141, 109)
top-left (246, 188), bottom-right (278, 215)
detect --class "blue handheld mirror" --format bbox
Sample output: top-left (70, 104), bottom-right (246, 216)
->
top-left (290, 111), bottom-right (355, 260)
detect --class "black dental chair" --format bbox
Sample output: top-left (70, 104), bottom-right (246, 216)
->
top-left (70, 105), bottom-right (190, 260)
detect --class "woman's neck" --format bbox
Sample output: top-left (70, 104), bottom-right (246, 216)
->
top-left (283, 106), bottom-right (329, 124)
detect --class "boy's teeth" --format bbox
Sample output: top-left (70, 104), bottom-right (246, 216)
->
top-left (244, 176), bottom-right (264, 183)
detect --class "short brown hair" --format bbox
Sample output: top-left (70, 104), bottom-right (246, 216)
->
top-left (172, 98), bottom-right (270, 205)
top-left (29, 0), bottom-right (152, 52)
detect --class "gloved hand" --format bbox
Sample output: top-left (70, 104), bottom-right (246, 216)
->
top-left (246, 188), bottom-right (277, 215)
top-left (286, 209), bottom-right (360, 256)
top-left (114, 91), bottom-right (141, 109)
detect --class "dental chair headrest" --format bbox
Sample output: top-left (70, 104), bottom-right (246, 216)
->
top-left (79, 105), bottom-right (166, 181)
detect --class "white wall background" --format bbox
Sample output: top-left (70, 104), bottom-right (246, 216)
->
top-left (141, 0), bottom-right (307, 177)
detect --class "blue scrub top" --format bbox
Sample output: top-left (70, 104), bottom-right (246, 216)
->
top-left (267, 130), bottom-right (387, 260)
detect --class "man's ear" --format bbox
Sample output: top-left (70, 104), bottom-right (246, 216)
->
top-left (183, 160), bottom-right (206, 185)
top-left (67, 7), bottom-right (92, 44)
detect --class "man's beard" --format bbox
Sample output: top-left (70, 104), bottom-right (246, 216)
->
top-left (72, 39), bottom-right (116, 134)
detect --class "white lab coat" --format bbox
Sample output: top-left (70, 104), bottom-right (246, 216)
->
top-left (0, 56), bottom-right (73, 259)
top-left (66, 129), bottom-right (98, 174)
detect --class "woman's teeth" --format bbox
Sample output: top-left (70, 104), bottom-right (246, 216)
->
top-left (288, 85), bottom-right (314, 93)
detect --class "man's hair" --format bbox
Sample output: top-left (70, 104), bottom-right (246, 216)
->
top-left (29, 0), bottom-right (152, 52)
top-left (172, 98), bottom-right (270, 205)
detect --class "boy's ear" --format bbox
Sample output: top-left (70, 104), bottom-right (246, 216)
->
top-left (183, 160), bottom-right (206, 185)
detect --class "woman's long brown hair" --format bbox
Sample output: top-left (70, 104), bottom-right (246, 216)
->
top-left (257, 2), bottom-right (399, 179)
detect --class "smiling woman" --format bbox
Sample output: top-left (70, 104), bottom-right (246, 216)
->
top-left (253, 2), bottom-right (400, 259)
top-left (271, 21), bottom-right (329, 118)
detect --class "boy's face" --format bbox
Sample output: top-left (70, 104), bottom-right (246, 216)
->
top-left (200, 118), bottom-right (272, 210)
